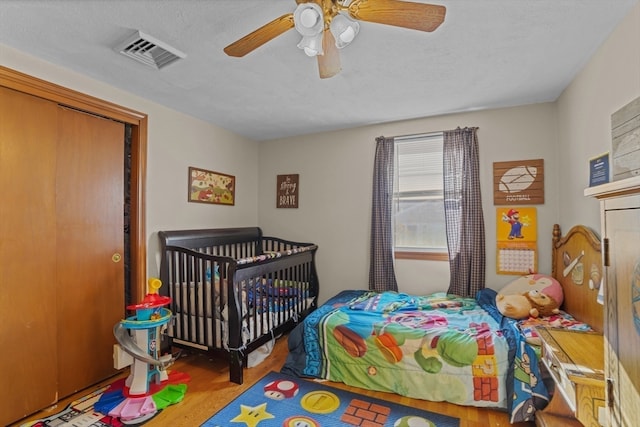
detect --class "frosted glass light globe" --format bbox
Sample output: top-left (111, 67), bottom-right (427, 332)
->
top-left (300, 9), bottom-right (320, 28)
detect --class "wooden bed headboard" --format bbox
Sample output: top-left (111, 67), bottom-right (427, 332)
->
top-left (551, 224), bottom-right (603, 332)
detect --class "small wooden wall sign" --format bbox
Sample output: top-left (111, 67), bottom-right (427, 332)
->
top-left (493, 159), bottom-right (544, 205)
top-left (277, 174), bottom-right (299, 208)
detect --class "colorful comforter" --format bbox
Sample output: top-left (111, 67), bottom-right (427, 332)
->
top-left (282, 289), bottom-right (548, 423)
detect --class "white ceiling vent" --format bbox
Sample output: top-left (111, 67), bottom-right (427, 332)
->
top-left (116, 30), bottom-right (186, 70)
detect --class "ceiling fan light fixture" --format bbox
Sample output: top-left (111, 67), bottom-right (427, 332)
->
top-left (293, 3), bottom-right (324, 36)
top-left (330, 14), bottom-right (359, 49)
top-left (224, 0), bottom-right (447, 78)
top-left (297, 33), bottom-right (324, 56)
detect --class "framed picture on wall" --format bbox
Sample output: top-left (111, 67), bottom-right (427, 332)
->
top-left (277, 174), bottom-right (299, 208)
top-left (188, 166), bottom-right (235, 205)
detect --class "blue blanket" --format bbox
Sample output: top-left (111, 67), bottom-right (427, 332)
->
top-left (476, 288), bottom-right (549, 422)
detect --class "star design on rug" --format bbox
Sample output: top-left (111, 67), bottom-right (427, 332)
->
top-left (231, 402), bottom-right (274, 427)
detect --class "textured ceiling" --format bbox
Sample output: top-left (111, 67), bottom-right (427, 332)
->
top-left (0, 0), bottom-right (637, 141)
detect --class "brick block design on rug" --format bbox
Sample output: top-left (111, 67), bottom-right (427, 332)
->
top-left (341, 398), bottom-right (391, 426)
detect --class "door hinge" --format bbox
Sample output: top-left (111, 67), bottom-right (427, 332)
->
top-left (603, 237), bottom-right (610, 267)
top-left (607, 377), bottom-right (615, 408)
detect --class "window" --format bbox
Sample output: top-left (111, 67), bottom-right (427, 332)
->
top-left (393, 132), bottom-right (447, 260)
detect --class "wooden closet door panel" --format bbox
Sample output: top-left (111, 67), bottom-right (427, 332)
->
top-left (56, 107), bottom-right (124, 397)
top-left (0, 87), bottom-right (58, 425)
top-left (605, 207), bottom-right (640, 427)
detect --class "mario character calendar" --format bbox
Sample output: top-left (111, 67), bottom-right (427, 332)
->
top-left (496, 207), bottom-right (538, 275)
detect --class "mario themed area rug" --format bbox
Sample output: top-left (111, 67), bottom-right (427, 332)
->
top-left (20, 372), bottom-right (189, 427)
top-left (202, 371), bottom-right (460, 427)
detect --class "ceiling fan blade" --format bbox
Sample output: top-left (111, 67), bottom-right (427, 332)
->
top-left (224, 13), bottom-right (295, 57)
top-left (347, 0), bottom-right (446, 32)
top-left (318, 30), bottom-right (341, 79)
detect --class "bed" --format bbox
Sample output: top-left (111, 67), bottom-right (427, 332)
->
top-left (158, 227), bottom-right (319, 384)
top-left (282, 224), bottom-right (603, 423)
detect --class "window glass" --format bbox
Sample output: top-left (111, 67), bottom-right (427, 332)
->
top-left (394, 133), bottom-right (446, 252)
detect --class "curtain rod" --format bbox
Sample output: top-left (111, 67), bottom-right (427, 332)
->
top-left (389, 126), bottom-right (480, 142)
top-left (392, 132), bottom-right (440, 142)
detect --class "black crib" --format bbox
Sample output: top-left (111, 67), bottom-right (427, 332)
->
top-left (158, 227), bottom-right (318, 384)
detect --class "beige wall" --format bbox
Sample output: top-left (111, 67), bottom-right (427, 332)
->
top-left (0, 43), bottom-right (260, 279)
top-left (258, 103), bottom-right (560, 302)
top-left (557, 1), bottom-right (640, 232)
top-left (2, 1), bottom-right (638, 302)
top-left (258, 2), bottom-right (640, 304)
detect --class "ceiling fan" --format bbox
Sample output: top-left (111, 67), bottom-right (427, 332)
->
top-left (223, 0), bottom-right (446, 79)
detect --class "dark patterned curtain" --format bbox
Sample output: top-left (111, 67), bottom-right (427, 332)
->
top-left (443, 127), bottom-right (485, 297)
top-left (368, 136), bottom-right (398, 292)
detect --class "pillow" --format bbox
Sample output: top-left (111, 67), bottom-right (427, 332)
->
top-left (498, 274), bottom-right (563, 306)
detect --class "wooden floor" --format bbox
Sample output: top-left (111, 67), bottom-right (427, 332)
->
top-left (12, 336), bottom-right (535, 427)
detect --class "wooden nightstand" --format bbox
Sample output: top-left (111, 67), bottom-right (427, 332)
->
top-left (535, 327), bottom-right (606, 427)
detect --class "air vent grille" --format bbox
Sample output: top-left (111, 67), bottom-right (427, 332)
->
top-left (116, 31), bottom-right (186, 70)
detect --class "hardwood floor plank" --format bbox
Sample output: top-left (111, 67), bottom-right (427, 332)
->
top-left (11, 335), bottom-right (534, 427)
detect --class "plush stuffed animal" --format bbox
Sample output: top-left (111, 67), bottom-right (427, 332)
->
top-left (496, 290), bottom-right (560, 319)
top-left (495, 274), bottom-right (563, 320)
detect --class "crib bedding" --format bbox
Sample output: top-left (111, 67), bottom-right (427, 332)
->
top-left (172, 307), bottom-right (299, 349)
top-left (171, 278), bottom-right (312, 319)
top-left (283, 289), bottom-right (549, 424)
top-left (170, 277), bottom-right (314, 348)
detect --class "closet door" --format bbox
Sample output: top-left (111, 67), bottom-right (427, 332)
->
top-left (603, 198), bottom-right (640, 427)
top-left (0, 87), bottom-right (59, 425)
top-left (56, 107), bottom-right (125, 397)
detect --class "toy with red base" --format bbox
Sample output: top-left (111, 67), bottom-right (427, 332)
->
top-left (113, 278), bottom-right (176, 396)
